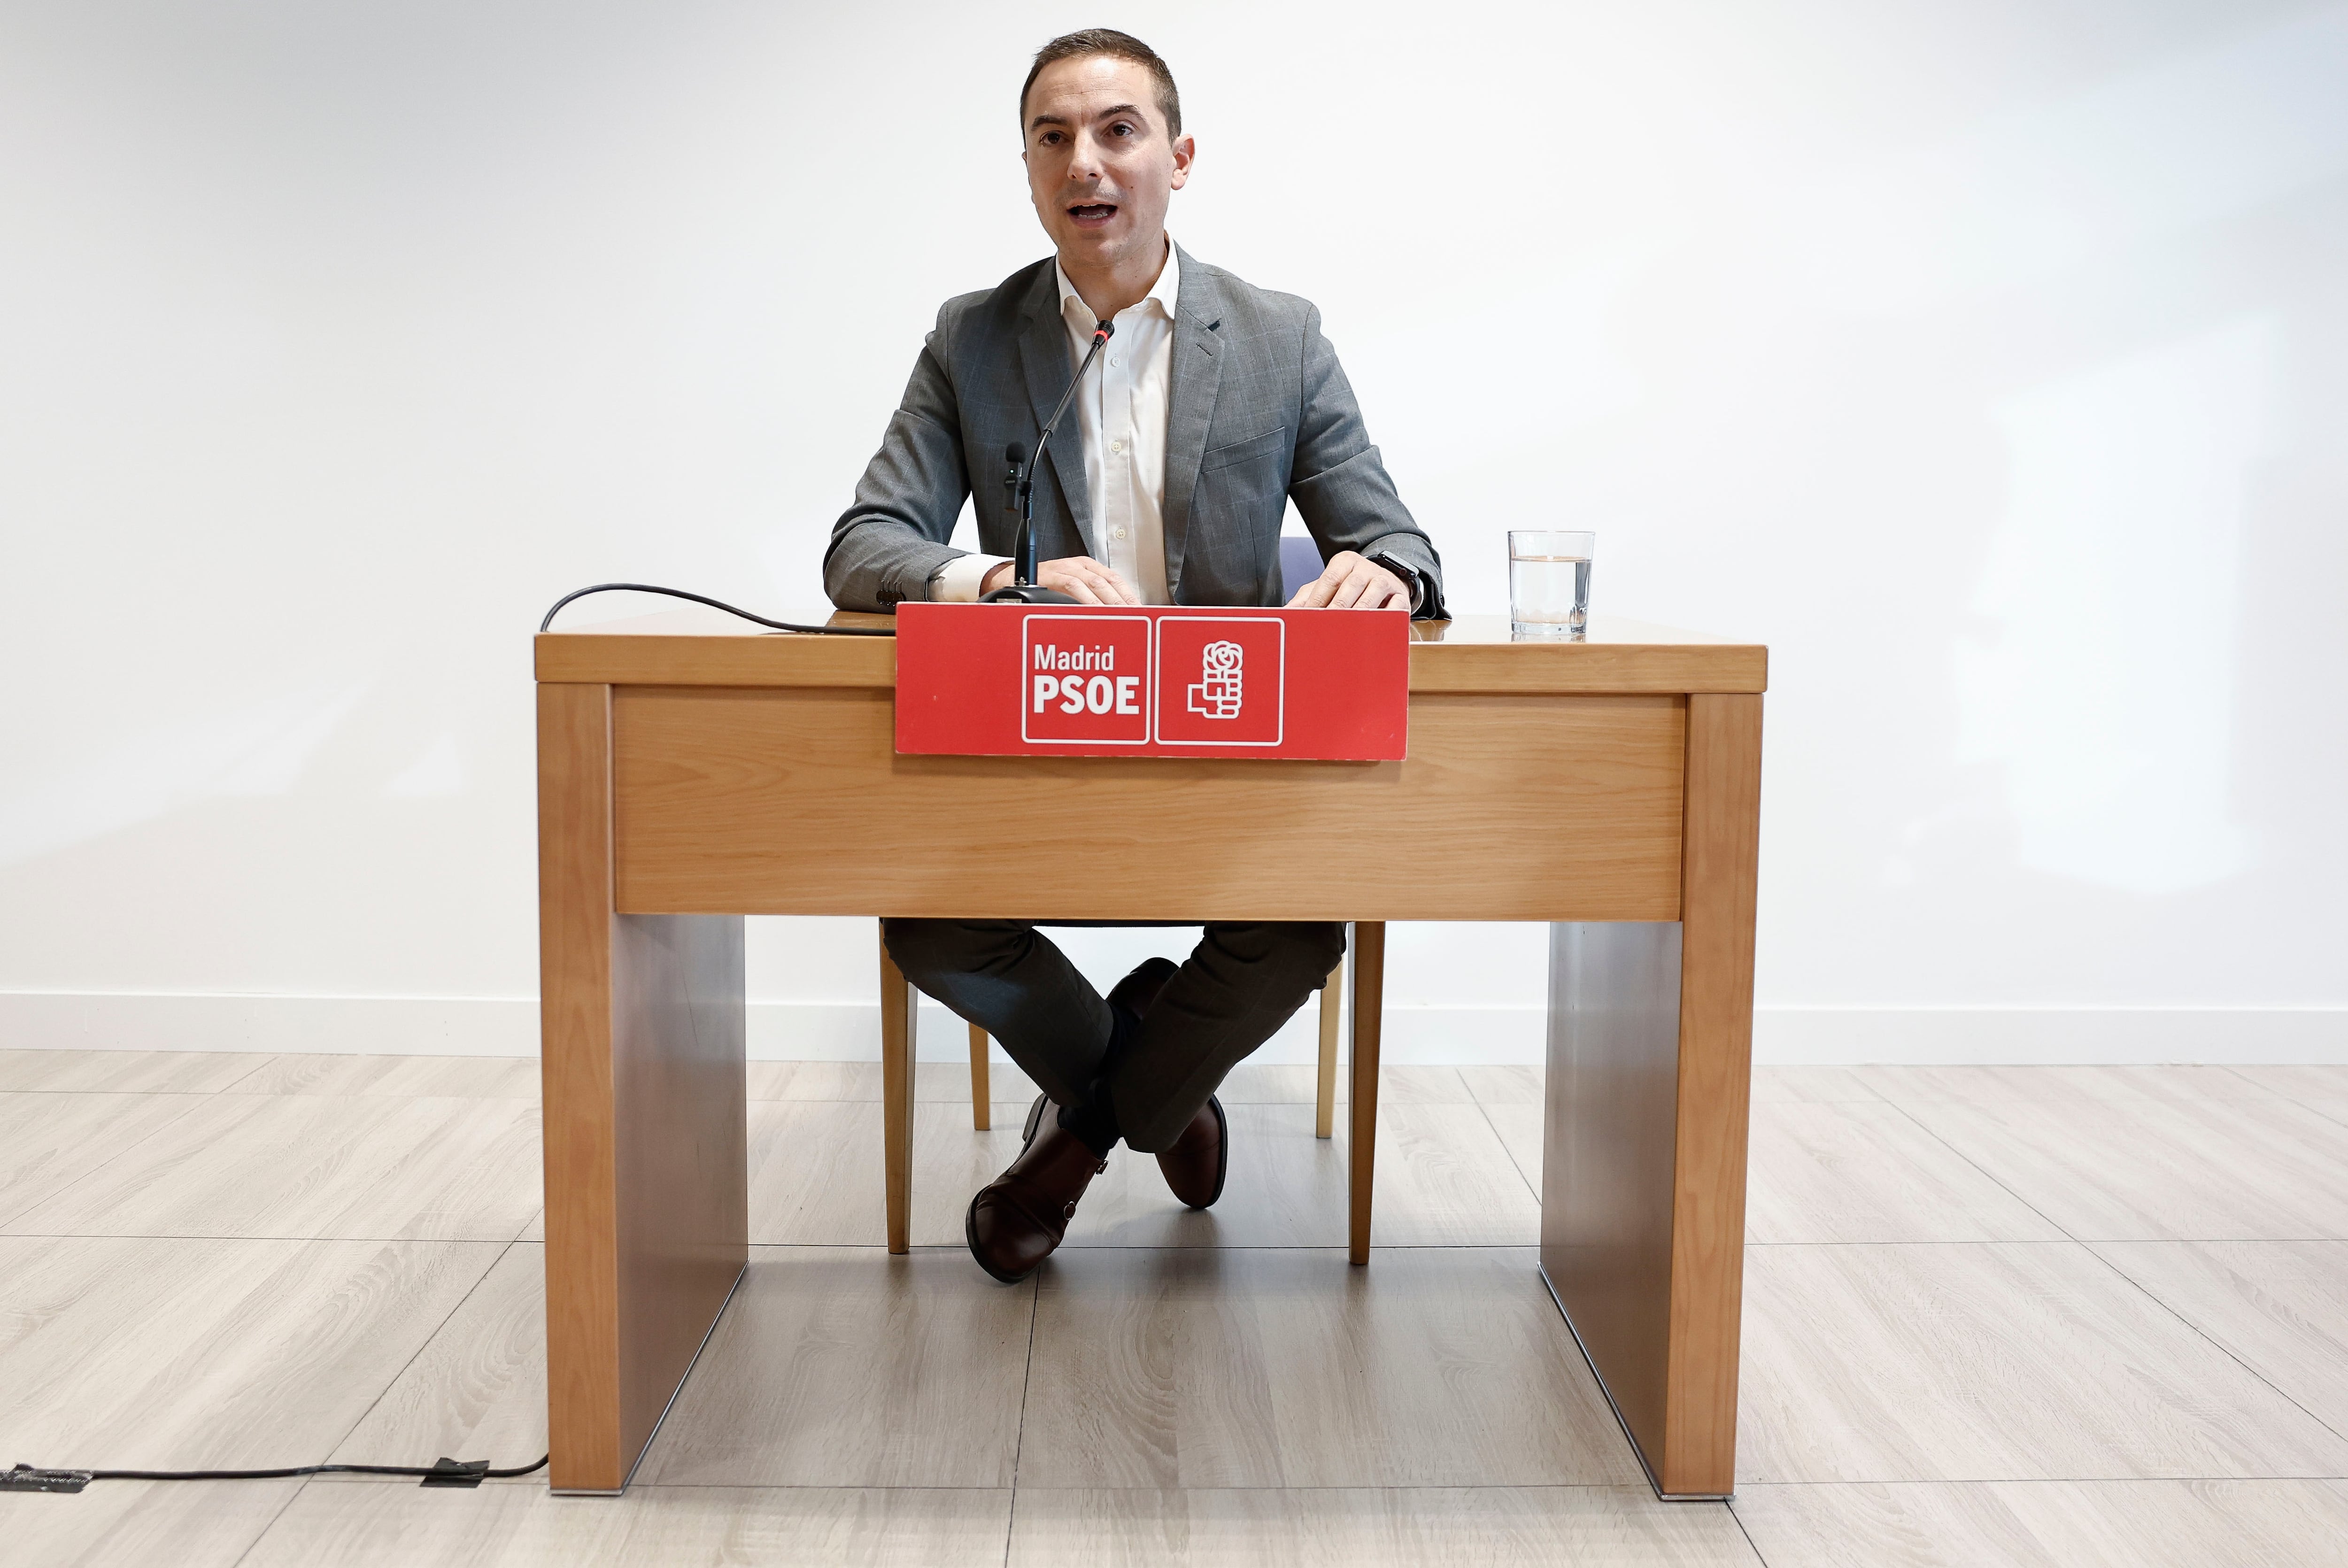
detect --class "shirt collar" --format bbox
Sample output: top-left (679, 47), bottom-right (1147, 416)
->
top-left (1054, 239), bottom-right (1180, 329)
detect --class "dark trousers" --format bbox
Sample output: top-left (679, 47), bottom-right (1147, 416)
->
top-left (881, 919), bottom-right (1344, 1152)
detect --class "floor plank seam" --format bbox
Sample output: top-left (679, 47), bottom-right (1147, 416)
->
top-left (1732, 1475), bottom-right (2348, 1487)
top-left (1877, 1080), bottom-right (2348, 1452)
top-left (626, 1481), bottom-right (1761, 1492)
top-left (210, 1092), bottom-right (544, 1104)
top-left (2078, 1241), bottom-right (2348, 1452)
top-left (1001, 1483), bottom-right (1738, 1493)
top-left (1723, 1490), bottom-right (1776, 1567)
top-left (320, 1238), bottom-right (521, 1468)
top-left (1740, 1235), bottom-right (2348, 1249)
top-left (0, 1092), bottom-right (219, 1231)
top-left (1738, 1238), bottom-right (2093, 1249)
top-left (1005, 1271), bottom-right (1042, 1502)
top-left (0, 1086), bottom-right (228, 1096)
top-left (1466, 1093), bottom-right (1541, 1204)
top-left (2064, 1233), bottom-right (2348, 1245)
top-left (1876, 1095), bottom-right (2078, 1240)
top-left (2279, 1097), bottom-right (2348, 1135)
top-left (227, 1472), bottom-right (319, 1568)
top-left (633, 1483), bottom-right (1017, 1492)
top-left (2215, 1064), bottom-right (2283, 1100)
top-left (214, 1055), bottom-right (287, 1092)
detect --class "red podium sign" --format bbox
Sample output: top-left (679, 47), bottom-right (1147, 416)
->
top-left (894, 603), bottom-right (1408, 760)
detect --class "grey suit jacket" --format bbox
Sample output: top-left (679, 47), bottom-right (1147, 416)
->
top-left (824, 246), bottom-right (1445, 617)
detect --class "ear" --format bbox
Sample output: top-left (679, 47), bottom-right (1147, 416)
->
top-left (1169, 134), bottom-right (1195, 191)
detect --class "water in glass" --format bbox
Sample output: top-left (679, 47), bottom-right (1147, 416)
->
top-left (1510, 552), bottom-right (1591, 634)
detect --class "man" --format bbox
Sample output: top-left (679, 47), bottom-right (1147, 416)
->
top-left (826, 29), bottom-right (1444, 1283)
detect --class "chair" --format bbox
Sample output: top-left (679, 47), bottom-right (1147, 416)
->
top-left (1278, 533), bottom-right (1324, 602)
top-left (876, 921), bottom-right (1387, 1258)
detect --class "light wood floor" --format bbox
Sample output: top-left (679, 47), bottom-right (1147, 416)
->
top-left (2, 1050), bottom-right (2346, 1566)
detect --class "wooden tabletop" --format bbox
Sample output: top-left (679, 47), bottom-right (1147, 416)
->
top-left (535, 606), bottom-right (1766, 695)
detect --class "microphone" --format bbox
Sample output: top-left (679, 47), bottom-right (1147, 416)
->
top-left (982, 320), bottom-right (1115, 604)
top-left (1002, 440), bottom-right (1026, 533)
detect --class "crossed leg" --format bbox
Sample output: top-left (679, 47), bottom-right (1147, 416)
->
top-left (881, 918), bottom-right (1342, 1151)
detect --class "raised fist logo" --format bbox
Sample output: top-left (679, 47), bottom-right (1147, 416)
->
top-left (1187, 639), bottom-right (1244, 719)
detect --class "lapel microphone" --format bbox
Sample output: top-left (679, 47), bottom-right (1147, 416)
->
top-left (983, 319), bottom-right (1115, 604)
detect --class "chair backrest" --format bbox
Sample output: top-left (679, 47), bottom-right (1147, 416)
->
top-left (1277, 535), bottom-right (1325, 602)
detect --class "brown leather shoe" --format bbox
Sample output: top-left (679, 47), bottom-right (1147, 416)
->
top-left (965, 1116), bottom-right (1108, 1283)
top-left (1155, 1094), bottom-right (1228, 1209)
top-left (1021, 1091), bottom-right (1057, 1147)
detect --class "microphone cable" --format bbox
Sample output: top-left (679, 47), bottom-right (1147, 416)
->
top-left (6, 1454), bottom-right (548, 1494)
top-left (539, 583), bottom-right (896, 636)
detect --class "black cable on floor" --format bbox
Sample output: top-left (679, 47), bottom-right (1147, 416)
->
top-left (7, 1454), bottom-right (548, 1493)
top-left (539, 582), bottom-right (896, 635)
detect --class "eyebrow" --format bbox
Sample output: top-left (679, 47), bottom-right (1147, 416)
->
top-left (1028, 103), bottom-right (1150, 132)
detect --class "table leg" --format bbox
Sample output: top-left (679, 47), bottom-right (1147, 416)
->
top-left (1316, 955), bottom-right (1343, 1140)
top-left (968, 1023), bottom-right (992, 1132)
top-left (540, 683), bottom-right (748, 1494)
top-left (879, 939), bottom-right (916, 1254)
top-left (1347, 921), bottom-right (1386, 1265)
top-left (1539, 692), bottom-right (1760, 1499)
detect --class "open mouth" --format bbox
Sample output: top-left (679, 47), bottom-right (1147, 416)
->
top-left (1067, 202), bottom-right (1118, 225)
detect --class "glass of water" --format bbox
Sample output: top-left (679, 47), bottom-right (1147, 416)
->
top-left (1509, 529), bottom-right (1594, 637)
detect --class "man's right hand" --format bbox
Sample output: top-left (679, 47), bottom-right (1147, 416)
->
top-left (981, 556), bottom-right (1143, 605)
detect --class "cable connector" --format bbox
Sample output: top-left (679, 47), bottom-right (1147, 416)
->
top-left (3, 1465), bottom-right (93, 1493)
top-left (417, 1458), bottom-right (490, 1489)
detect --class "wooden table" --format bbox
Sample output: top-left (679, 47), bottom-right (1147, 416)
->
top-left (535, 607), bottom-right (1765, 1498)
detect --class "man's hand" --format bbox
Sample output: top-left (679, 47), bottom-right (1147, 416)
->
top-left (981, 556), bottom-right (1142, 605)
top-left (1285, 549), bottom-right (1412, 610)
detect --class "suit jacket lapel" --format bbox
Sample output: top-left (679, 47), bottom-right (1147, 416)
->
top-left (1161, 245), bottom-right (1223, 602)
top-left (1016, 274), bottom-right (1095, 558)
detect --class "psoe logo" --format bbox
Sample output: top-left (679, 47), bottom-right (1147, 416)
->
top-left (1187, 640), bottom-right (1244, 719)
top-left (1154, 616), bottom-right (1283, 746)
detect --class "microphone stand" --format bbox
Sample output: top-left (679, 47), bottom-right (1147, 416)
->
top-left (982, 320), bottom-right (1115, 604)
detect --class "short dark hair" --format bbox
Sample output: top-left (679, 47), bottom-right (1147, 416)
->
top-left (1020, 29), bottom-right (1182, 140)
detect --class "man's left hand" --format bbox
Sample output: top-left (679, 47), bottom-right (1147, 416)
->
top-left (1285, 550), bottom-right (1412, 610)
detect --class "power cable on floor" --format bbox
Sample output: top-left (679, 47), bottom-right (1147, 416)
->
top-left (4, 1454), bottom-right (548, 1494)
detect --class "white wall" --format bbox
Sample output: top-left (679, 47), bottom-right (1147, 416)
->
top-left (2, 1), bottom-right (2344, 1064)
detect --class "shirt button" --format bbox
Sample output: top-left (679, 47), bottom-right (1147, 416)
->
top-left (1110, 440), bottom-right (1124, 455)
top-left (1109, 356), bottom-right (1121, 367)
top-left (1114, 527), bottom-right (1128, 540)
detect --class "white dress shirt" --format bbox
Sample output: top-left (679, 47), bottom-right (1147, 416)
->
top-left (931, 243), bottom-right (1181, 603)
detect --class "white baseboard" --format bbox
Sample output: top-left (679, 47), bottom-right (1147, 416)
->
top-left (0, 992), bottom-right (2341, 1066)
top-left (1750, 1006), bottom-right (2348, 1065)
top-left (0, 991), bottom-right (542, 1058)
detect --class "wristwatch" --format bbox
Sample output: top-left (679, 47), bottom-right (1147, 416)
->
top-left (1367, 551), bottom-right (1423, 612)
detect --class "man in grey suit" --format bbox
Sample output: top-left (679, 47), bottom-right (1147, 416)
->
top-left (827, 29), bottom-right (1445, 1283)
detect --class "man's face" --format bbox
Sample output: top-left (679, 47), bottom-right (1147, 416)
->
top-left (1022, 55), bottom-right (1192, 272)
